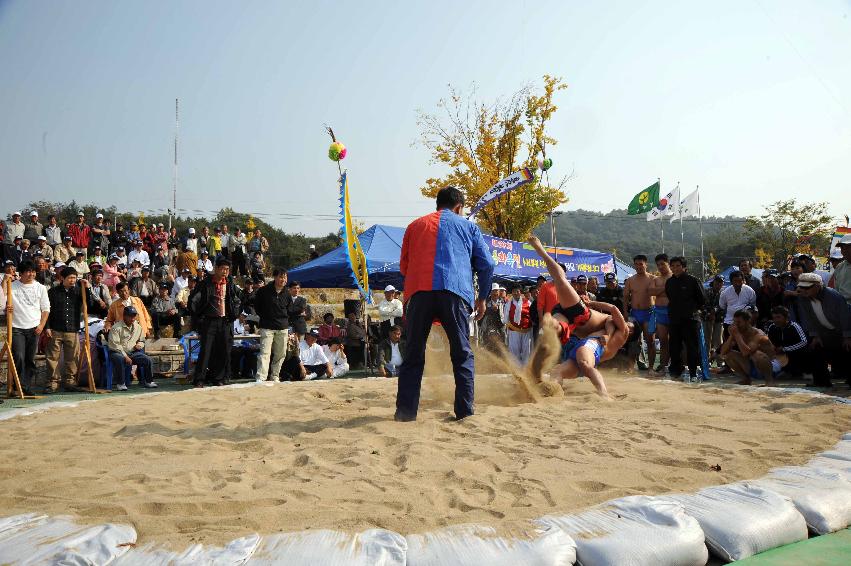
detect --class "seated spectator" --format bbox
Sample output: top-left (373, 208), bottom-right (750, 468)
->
top-left (1, 259), bottom-right (17, 284)
top-left (323, 337), bottom-right (349, 378)
top-left (197, 249), bottom-right (213, 274)
top-left (11, 236), bottom-right (30, 266)
top-left (34, 236), bottom-right (54, 263)
top-left (318, 312), bottom-right (342, 345)
top-left (33, 254), bottom-right (51, 286)
top-left (128, 240), bottom-right (150, 267)
top-left (105, 281), bottom-right (152, 337)
top-left (151, 282), bottom-right (181, 338)
top-left (54, 236), bottom-right (74, 263)
top-left (114, 245), bottom-right (128, 266)
top-left (250, 251), bottom-right (265, 282)
top-left (376, 325), bottom-right (406, 377)
top-left (88, 269), bottom-right (112, 319)
top-left (240, 279), bottom-right (257, 315)
top-left (767, 305), bottom-right (809, 377)
top-left (277, 332), bottom-right (303, 381)
top-left (343, 311), bottom-right (366, 369)
top-left (720, 310), bottom-right (781, 386)
top-left (171, 268), bottom-right (191, 300)
top-left (102, 254), bottom-right (124, 290)
top-left (68, 250), bottom-right (89, 277)
top-left (131, 266), bottom-right (157, 308)
top-left (175, 274), bottom-right (197, 320)
top-left (231, 311), bottom-right (259, 379)
top-left (106, 305), bottom-right (156, 390)
top-left (90, 245), bottom-right (107, 266)
top-left (298, 328), bottom-right (332, 379)
top-left (151, 246), bottom-right (169, 280)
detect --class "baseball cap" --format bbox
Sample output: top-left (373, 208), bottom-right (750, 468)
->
top-left (200, 249), bottom-right (209, 255)
top-left (3, 259), bottom-right (15, 266)
top-left (30, 210), bottom-right (38, 217)
top-left (309, 244), bottom-right (316, 250)
top-left (604, 273), bottom-right (616, 281)
top-left (491, 282), bottom-right (500, 291)
top-left (76, 211), bottom-right (84, 216)
top-left (53, 261), bottom-right (65, 268)
top-left (32, 251), bottom-right (42, 257)
top-left (158, 282), bottom-right (169, 289)
top-left (95, 213), bottom-right (104, 219)
top-left (384, 285), bottom-right (396, 292)
top-left (94, 245), bottom-right (101, 250)
top-left (837, 234), bottom-right (851, 246)
top-left (762, 268), bottom-right (779, 278)
top-left (308, 329), bottom-right (320, 337)
top-left (575, 274), bottom-right (588, 283)
top-left (188, 227), bottom-right (196, 234)
top-left (13, 235), bottom-right (22, 241)
top-left (11, 211), bottom-right (21, 216)
top-left (797, 253), bottom-right (814, 262)
top-left (713, 274), bottom-right (724, 282)
top-left (89, 262), bottom-right (102, 269)
top-left (75, 251), bottom-right (84, 256)
top-left (37, 235), bottom-right (46, 241)
top-left (63, 235), bottom-right (72, 241)
top-left (141, 266), bottom-right (151, 272)
top-left (124, 306), bottom-right (138, 316)
top-left (158, 223), bottom-right (164, 227)
top-left (797, 273), bottom-right (822, 288)
top-left (214, 227), bottom-right (221, 232)
top-left (134, 240), bottom-right (143, 245)
top-left (181, 268), bottom-right (190, 273)
top-left (830, 248), bottom-right (843, 259)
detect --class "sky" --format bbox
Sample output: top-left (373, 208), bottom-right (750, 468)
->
top-left (1, 0), bottom-right (849, 236)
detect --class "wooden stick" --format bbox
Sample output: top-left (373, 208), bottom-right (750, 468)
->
top-left (78, 280), bottom-right (106, 394)
top-left (3, 277), bottom-right (25, 399)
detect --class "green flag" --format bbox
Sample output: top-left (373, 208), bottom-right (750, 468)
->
top-left (627, 181), bottom-right (660, 215)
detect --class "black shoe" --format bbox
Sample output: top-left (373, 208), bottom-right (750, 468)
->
top-left (637, 361), bottom-right (648, 371)
top-left (394, 413), bottom-right (416, 422)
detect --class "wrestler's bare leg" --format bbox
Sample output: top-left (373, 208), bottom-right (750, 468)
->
top-left (726, 351), bottom-right (751, 385)
top-left (528, 235), bottom-right (580, 309)
top-left (574, 346), bottom-right (612, 400)
top-left (751, 351), bottom-right (776, 386)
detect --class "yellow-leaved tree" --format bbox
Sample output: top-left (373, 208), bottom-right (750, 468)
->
top-left (416, 76), bottom-right (570, 240)
top-left (753, 247), bottom-right (773, 269)
top-left (706, 253), bottom-right (721, 276)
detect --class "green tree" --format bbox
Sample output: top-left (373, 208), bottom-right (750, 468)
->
top-left (744, 199), bottom-right (835, 269)
top-left (416, 75), bottom-right (569, 240)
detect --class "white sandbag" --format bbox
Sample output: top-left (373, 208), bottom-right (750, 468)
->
top-left (247, 529), bottom-right (405, 565)
top-left (536, 496), bottom-right (707, 566)
top-left (405, 524), bottom-right (576, 566)
top-left (754, 466), bottom-right (851, 534)
top-left (807, 456), bottom-right (851, 481)
top-left (0, 513), bottom-right (136, 565)
top-left (818, 439), bottom-right (851, 461)
top-left (0, 401), bottom-right (81, 422)
top-left (111, 534), bottom-right (260, 565)
top-left (666, 482), bottom-right (807, 561)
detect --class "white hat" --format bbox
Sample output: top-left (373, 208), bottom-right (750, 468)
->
top-left (188, 227), bottom-right (196, 234)
top-left (491, 282), bottom-right (500, 291)
top-left (830, 248), bottom-right (843, 259)
top-left (11, 211), bottom-right (21, 216)
top-left (53, 261), bottom-right (65, 268)
top-left (76, 211), bottom-right (84, 216)
top-left (96, 213), bottom-right (104, 219)
top-left (30, 210), bottom-right (38, 217)
top-left (309, 244), bottom-right (316, 250)
top-left (384, 285), bottom-right (396, 292)
top-left (837, 234), bottom-right (851, 246)
top-left (37, 235), bottom-right (46, 241)
top-left (796, 273), bottom-right (822, 288)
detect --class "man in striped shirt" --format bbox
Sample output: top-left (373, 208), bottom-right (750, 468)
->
top-left (766, 306), bottom-right (809, 378)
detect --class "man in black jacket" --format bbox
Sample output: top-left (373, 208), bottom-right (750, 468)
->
top-left (766, 305), bottom-right (809, 377)
top-left (253, 269), bottom-right (300, 382)
top-left (189, 258), bottom-right (241, 387)
top-left (44, 266), bottom-right (88, 393)
top-left (665, 256), bottom-right (705, 380)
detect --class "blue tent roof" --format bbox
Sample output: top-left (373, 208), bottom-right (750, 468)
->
top-left (288, 224), bottom-right (636, 289)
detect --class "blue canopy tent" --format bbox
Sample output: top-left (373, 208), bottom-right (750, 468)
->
top-left (288, 224), bottom-right (634, 289)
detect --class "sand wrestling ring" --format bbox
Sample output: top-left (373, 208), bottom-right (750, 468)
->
top-left (1, 332), bottom-right (851, 565)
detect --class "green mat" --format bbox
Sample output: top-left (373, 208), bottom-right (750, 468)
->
top-left (736, 529), bottom-right (851, 565)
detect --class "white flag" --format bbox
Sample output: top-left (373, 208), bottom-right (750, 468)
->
top-left (646, 186), bottom-right (679, 221)
top-left (670, 188), bottom-right (700, 222)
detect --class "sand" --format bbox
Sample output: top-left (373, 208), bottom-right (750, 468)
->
top-left (0, 368), bottom-right (849, 551)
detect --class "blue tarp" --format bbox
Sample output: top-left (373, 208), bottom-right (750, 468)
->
top-left (288, 224), bottom-right (635, 289)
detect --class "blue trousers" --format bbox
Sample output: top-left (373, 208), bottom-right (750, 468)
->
top-left (110, 350), bottom-right (153, 387)
top-left (396, 290), bottom-right (475, 420)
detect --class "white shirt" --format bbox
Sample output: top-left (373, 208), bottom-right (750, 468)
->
top-left (322, 346), bottom-right (347, 367)
top-left (171, 276), bottom-right (189, 300)
top-left (299, 339), bottom-right (328, 366)
top-left (128, 249), bottom-right (150, 267)
top-left (377, 298), bottom-right (404, 323)
top-left (68, 259), bottom-right (90, 276)
top-left (197, 258), bottom-right (213, 273)
top-left (389, 342), bottom-right (403, 367)
top-left (719, 284), bottom-right (757, 325)
top-left (115, 253), bottom-right (127, 266)
top-left (186, 237), bottom-right (198, 254)
top-left (1, 280), bottom-right (50, 329)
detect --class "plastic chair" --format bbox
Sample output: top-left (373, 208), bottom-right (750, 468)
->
top-left (179, 332), bottom-right (200, 374)
top-left (100, 344), bottom-right (132, 390)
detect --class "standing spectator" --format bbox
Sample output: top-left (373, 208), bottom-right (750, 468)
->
top-left (23, 211), bottom-right (44, 244)
top-left (219, 225), bottom-right (231, 259)
top-left (832, 235), bottom-right (851, 304)
top-left (767, 306), bottom-right (809, 377)
top-left (622, 255), bottom-right (657, 372)
top-left (106, 306), bottom-right (157, 390)
top-left (44, 215), bottom-right (63, 247)
top-left (738, 259), bottom-right (761, 291)
top-left (209, 227), bottom-right (223, 259)
top-left (479, 283), bottom-right (505, 350)
top-left (176, 244), bottom-right (198, 277)
top-left (167, 227), bottom-right (180, 249)
top-left (44, 266), bottom-right (85, 393)
top-left (664, 256), bottom-right (705, 380)
top-left (54, 236), bottom-right (74, 264)
top-left (323, 338), bottom-right (349, 378)
top-left (198, 226), bottom-right (210, 250)
top-left (197, 249), bottom-right (214, 274)
top-left (126, 222), bottom-right (140, 244)
top-left (755, 269), bottom-right (784, 330)
top-left (795, 273), bottom-right (851, 387)
top-left (377, 284), bottom-right (404, 339)
top-left (298, 328), bottom-right (332, 379)
top-left (90, 213), bottom-right (111, 253)
top-left (377, 325), bottom-right (407, 377)
top-left (249, 251), bottom-right (265, 282)
top-left (253, 269), bottom-right (294, 383)
top-left (396, 187), bottom-right (492, 421)
top-left (110, 222), bottom-right (128, 251)
top-left (151, 283), bottom-right (181, 338)
top-left (139, 224), bottom-right (155, 252)
top-left (68, 251), bottom-right (89, 277)
top-left (288, 280), bottom-right (310, 337)
top-left (248, 228), bottom-right (269, 257)
top-left (596, 272), bottom-right (624, 313)
top-left (503, 285), bottom-right (532, 363)
top-left (703, 275), bottom-right (725, 363)
top-left (4, 212), bottom-right (25, 261)
top-left (105, 281), bottom-right (152, 337)
top-left (230, 227), bottom-right (248, 278)
top-left (67, 211), bottom-right (91, 257)
top-left (719, 270), bottom-right (757, 337)
top-left (343, 310), bottom-right (366, 369)
top-left (308, 244), bottom-right (319, 261)
top-left (185, 227), bottom-right (199, 254)
top-left (154, 223), bottom-right (168, 254)
top-left (190, 258), bottom-right (241, 387)
top-left (528, 285), bottom-right (540, 343)
top-left (131, 267), bottom-right (157, 308)
top-left (128, 240), bottom-right (150, 267)
top-left (0, 260), bottom-right (50, 396)
top-left (649, 253), bottom-right (673, 375)
top-left (87, 269), bottom-right (112, 319)
top-left (318, 312), bottom-right (342, 345)
top-left (587, 275), bottom-right (600, 298)
top-left (574, 275), bottom-right (595, 301)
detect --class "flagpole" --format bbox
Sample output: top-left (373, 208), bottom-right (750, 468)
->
top-left (677, 182), bottom-right (685, 257)
top-left (658, 177), bottom-right (664, 253)
top-left (697, 185), bottom-right (706, 280)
